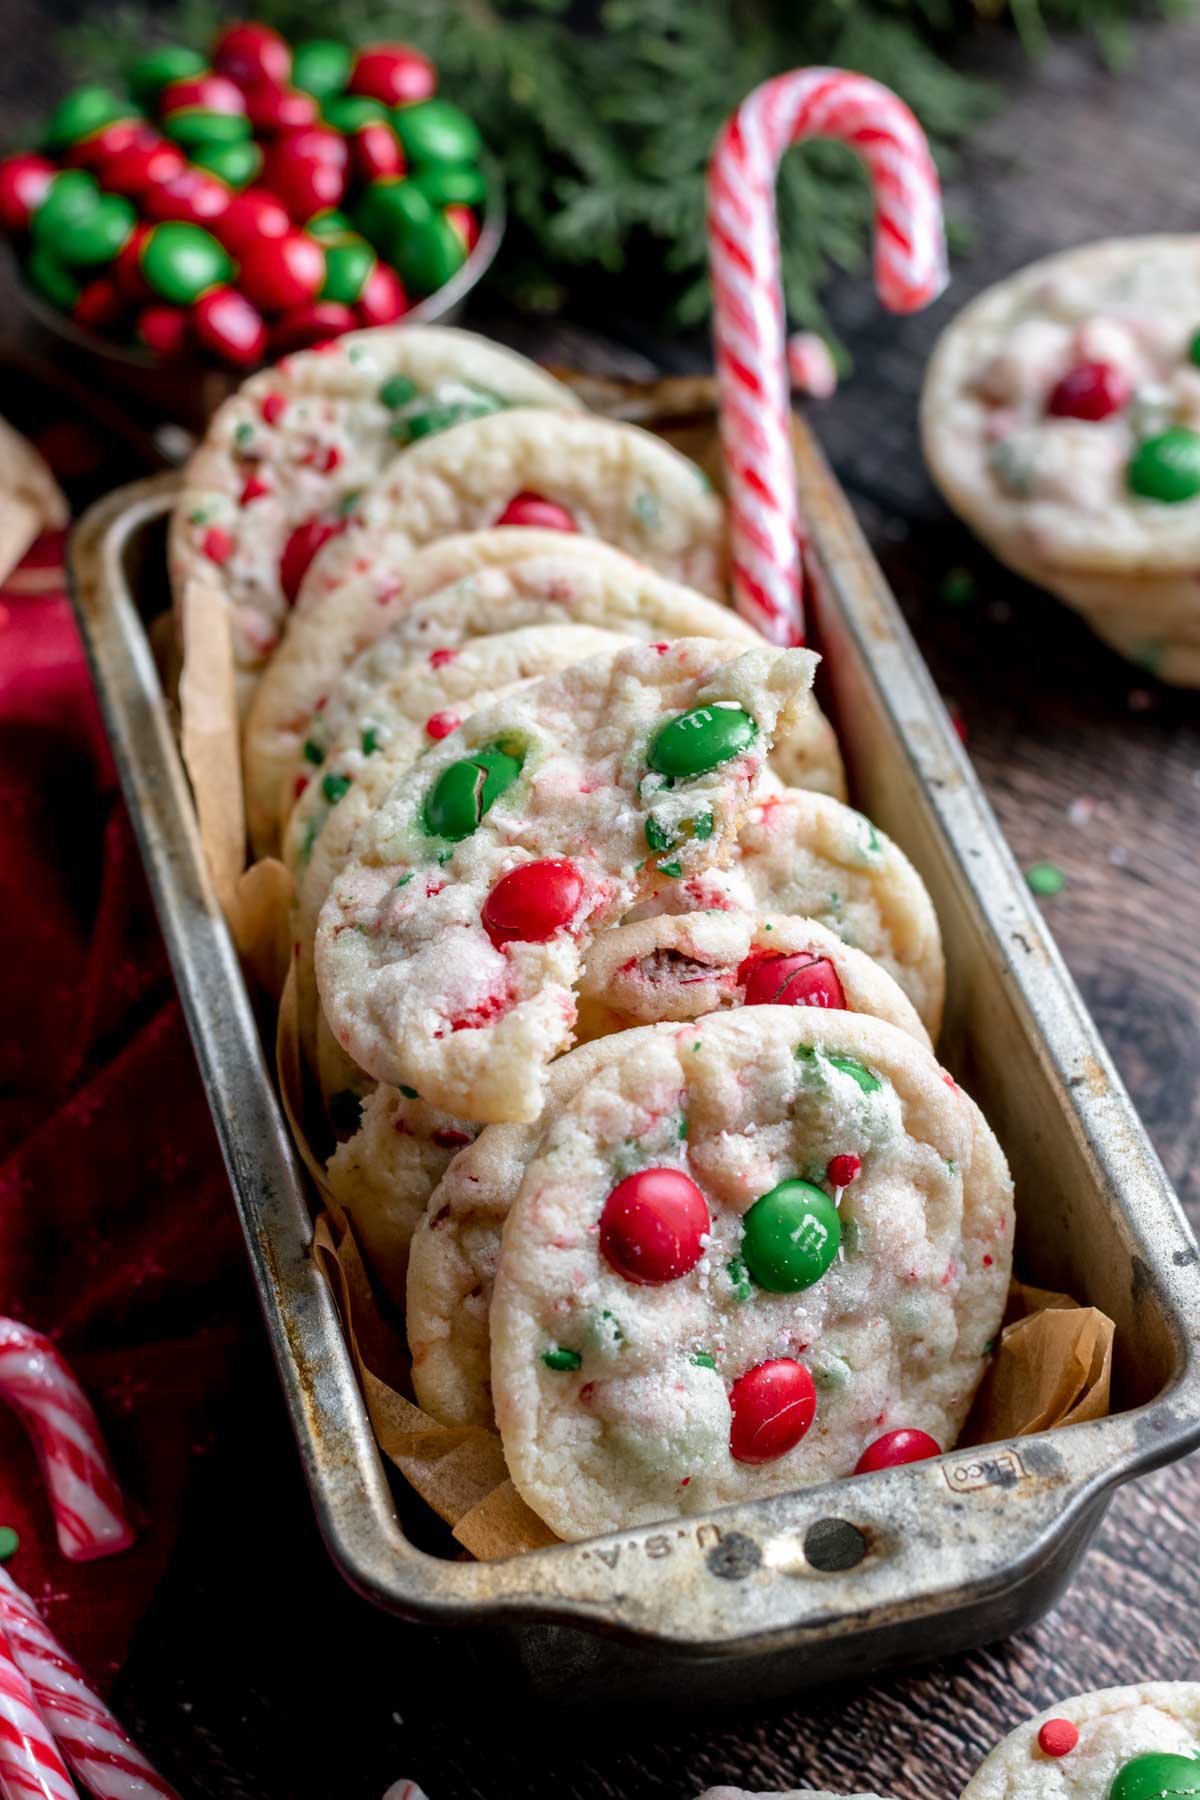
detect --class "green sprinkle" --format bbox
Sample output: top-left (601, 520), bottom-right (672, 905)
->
top-left (329, 1089), bottom-right (363, 1134)
top-left (691, 810), bottom-right (714, 840)
top-left (303, 738), bottom-right (326, 766)
top-left (982, 1336), bottom-right (998, 1356)
top-left (691, 1352), bottom-right (716, 1369)
top-left (189, 508), bottom-right (210, 525)
top-left (658, 860), bottom-right (683, 878)
top-left (542, 1347), bottom-right (582, 1372)
top-left (827, 1052), bottom-right (882, 1094)
top-left (939, 566), bottom-right (976, 608)
top-left (763, 922), bottom-right (773, 932)
top-left (378, 374), bottom-right (417, 408)
top-left (812, 1354), bottom-right (851, 1392)
top-left (437, 849), bottom-right (454, 865)
top-left (398, 1084), bottom-right (419, 1099)
top-left (645, 816), bottom-right (674, 852)
top-left (678, 1115), bottom-right (688, 1140)
top-left (322, 772), bottom-right (352, 805)
top-left (396, 873), bottom-right (414, 888)
top-left (726, 1256), bottom-right (752, 1302)
top-left (337, 488), bottom-right (363, 517)
top-left (826, 891), bottom-right (843, 918)
top-left (946, 1158), bottom-right (958, 1176)
top-left (842, 1216), bottom-right (865, 1254)
top-left (1026, 861), bottom-right (1066, 898)
top-left (692, 1040), bottom-right (702, 1052)
top-left (361, 726), bottom-right (380, 756)
top-left (0, 1527), bottom-right (18, 1561)
top-left (234, 421), bottom-right (254, 452)
top-left (634, 491), bottom-right (661, 530)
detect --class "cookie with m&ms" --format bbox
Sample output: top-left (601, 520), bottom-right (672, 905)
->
top-left (315, 639), bottom-right (815, 1123)
top-left (246, 531), bottom-right (765, 858)
top-left (961, 1684), bottom-right (1200, 1800)
top-left (575, 909), bottom-right (931, 1048)
top-left (489, 1006), bottom-right (1012, 1540)
top-left (287, 408), bottom-right (728, 615)
top-left (286, 622), bottom-right (629, 1115)
top-left (169, 323), bottom-right (581, 706)
top-left (625, 782), bottom-right (945, 1038)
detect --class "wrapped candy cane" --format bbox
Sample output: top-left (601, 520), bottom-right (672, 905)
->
top-left (0, 1320), bottom-right (133, 1563)
top-left (707, 68), bottom-right (948, 643)
top-left (0, 1623), bottom-right (77, 1800)
top-left (0, 1569), bottom-right (178, 1800)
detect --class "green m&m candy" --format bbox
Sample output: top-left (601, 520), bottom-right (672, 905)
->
top-left (26, 246), bottom-right (80, 311)
top-left (648, 703), bottom-right (757, 779)
top-left (423, 744), bottom-right (523, 840)
top-left (55, 192), bottom-right (136, 267)
top-left (308, 209), bottom-right (355, 244)
top-left (292, 38), bottom-right (355, 100)
top-left (409, 163), bottom-right (488, 208)
top-left (390, 212), bottom-right (466, 295)
top-left (127, 45), bottom-right (207, 107)
top-left (1127, 427), bottom-right (1200, 504)
top-left (740, 1180), bottom-right (842, 1292)
top-left (140, 221), bottom-right (232, 304)
top-left (191, 139), bottom-right (263, 189)
top-left (354, 176), bottom-right (433, 249)
top-left (322, 95), bottom-right (388, 133)
top-left (31, 170), bottom-right (101, 249)
top-left (1110, 1755), bottom-right (1200, 1800)
top-left (393, 99), bottom-right (482, 167)
top-left (321, 237), bottom-right (376, 304)
top-left (43, 86), bottom-right (129, 154)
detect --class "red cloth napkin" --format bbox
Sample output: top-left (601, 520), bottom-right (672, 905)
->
top-left (0, 529), bottom-right (247, 1690)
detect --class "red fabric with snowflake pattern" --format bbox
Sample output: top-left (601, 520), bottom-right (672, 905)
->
top-left (0, 532), bottom-right (246, 1692)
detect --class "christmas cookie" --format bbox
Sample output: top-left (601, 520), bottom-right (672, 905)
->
top-left (490, 1007), bottom-right (1013, 1540)
top-left (636, 785), bottom-right (945, 1038)
top-left (169, 324), bottom-right (581, 695)
top-left (291, 408), bottom-right (728, 611)
top-left (576, 911), bottom-right (931, 1048)
top-left (244, 531), bottom-right (769, 856)
top-left (315, 639), bottom-right (816, 1122)
top-left (960, 1684), bottom-right (1200, 1800)
top-left (698, 1791), bottom-right (894, 1800)
top-left (287, 622), bottom-right (631, 1105)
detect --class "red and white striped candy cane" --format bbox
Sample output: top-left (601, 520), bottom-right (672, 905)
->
top-left (0, 1569), bottom-right (178, 1800)
top-left (0, 1622), bottom-right (77, 1800)
top-left (707, 68), bottom-right (948, 644)
top-left (0, 1320), bottom-right (133, 1564)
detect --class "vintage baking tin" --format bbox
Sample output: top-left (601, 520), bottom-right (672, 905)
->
top-left (67, 401), bottom-right (1200, 1704)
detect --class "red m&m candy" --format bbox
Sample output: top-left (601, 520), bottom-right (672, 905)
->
top-left (244, 84), bottom-right (320, 135)
top-left (351, 120), bottom-right (405, 185)
top-left (348, 44), bottom-right (437, 107)
top-left (445, 204), bottom-right (480, 255)
top-left (1046, 361), bottom-right (1131, 422)
top-left (280, 514), bottom-right (347, 603)
top-left (271, 299), bottom-right (355, 354)
top-left (239, 231), bottom-right (325, 312)
top-left (213, 188), bottom-right (290, 256)
top-left (599, 1169), bottom-right (709, 1286)
top-left (356, 262), bottom-right (407, 327)
top-left (495, 493), bottom-right (577, 532)
top-left (72, 276), bottom-right (124, 333)
top-left (100, 135), bottom-right (186, 198)
top-left (482, 859), bottom-right (582, 945)
top-left (135, 304), bottom-right (191, 360)
top-left (729, 1358), bottom-right (816, 1464)
top-left (143, 168), bottom-right (231, 227)
top-left (739, 950), bottom-right (848, 1011)
top-left (0, 154), bottom-right (55, 232)
top-left (194, 286), bottom-right (267, 367)
top-left (159, 75), bottom-right (250, 149)
top-left (264, 127), bottom-right (348, 222)
top-left (854, 1428), bottom-right (941, 1475)
top-left (213, 22), bottom-right (292, 90)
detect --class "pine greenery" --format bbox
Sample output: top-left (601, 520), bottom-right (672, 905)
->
top-left (65, 0), bottom-right (1194, 334)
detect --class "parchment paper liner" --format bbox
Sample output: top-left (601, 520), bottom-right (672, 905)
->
top-left (0, 415), bottom-right (68, 587)
top-left (169, 437), bottom-right (1114, 1563)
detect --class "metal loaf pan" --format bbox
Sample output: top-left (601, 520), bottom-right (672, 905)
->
top-left (68, 400), bottom-right (1200, 1706)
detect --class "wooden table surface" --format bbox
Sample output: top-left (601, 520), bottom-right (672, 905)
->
top-left (4, 14), bottom-right (1200, 1798)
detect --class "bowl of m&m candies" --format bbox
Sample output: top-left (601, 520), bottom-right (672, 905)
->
top-left (0, 22), bottom-right (500, 372)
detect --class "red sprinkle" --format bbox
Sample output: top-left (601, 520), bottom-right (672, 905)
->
top-left (1037, 1721), bottom-right (1080, 1759)
top-left (827, 1153), bottom-right (861, 1188)
top-left (201, 526), bottom-right (233, 564)
top-left (279, 514), bottom-right (346, 603)
top-left (425, 710), bottom-right (461, 740)
top-left (240, 474), bottom-right (270, 505)
top-left (293, 774), bottom-right (309, 799)
top-left (428, 647), bottom-right (458, 669)
top-left (432, 1127), bottom-right (473, 1149)
top-left (260, 391), bottom-right (287, 426)
top-left (1046, 361), bottom-right (1131, 422)
top-left (855, 1427), bottom-right (941, 1475)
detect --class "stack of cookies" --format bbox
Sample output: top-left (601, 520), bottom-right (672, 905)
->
top-left (922, 235), bottom-right (1200, 686)
top-left (172, 323), bottom-right (1015, 1544)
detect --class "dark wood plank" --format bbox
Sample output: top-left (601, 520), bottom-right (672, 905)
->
top-left (0, 10), bottom-right (1197, 1795)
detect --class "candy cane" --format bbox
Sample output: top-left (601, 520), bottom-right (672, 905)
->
top-left (0, 1570), bottom-right (178, 1800)
top-left (0, 1623), bottom-right (77, 1800)
top-left (0, 1321), bottom-right (133, 1564)
top-left (707, 68), bottom-right (947, 643)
